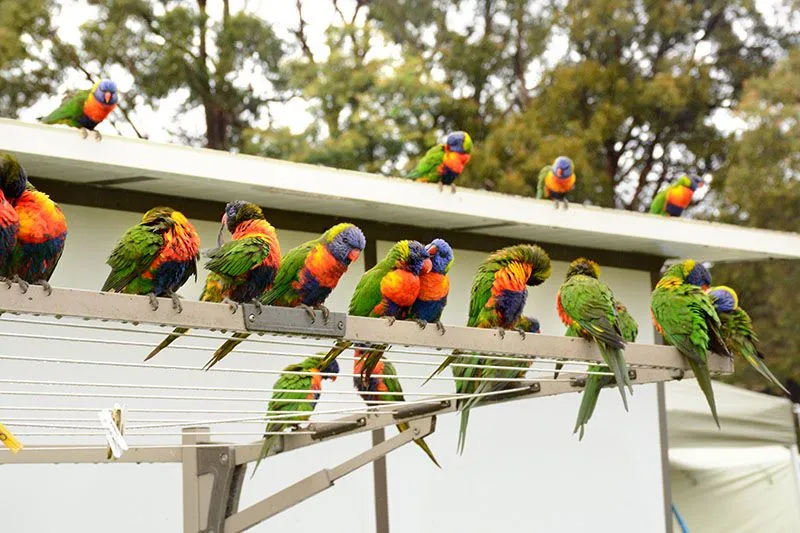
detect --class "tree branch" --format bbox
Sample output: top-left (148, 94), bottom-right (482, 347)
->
top-left (293, 0), bottom-right (316, 64)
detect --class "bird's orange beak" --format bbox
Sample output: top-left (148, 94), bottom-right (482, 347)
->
top-left (421, 258), bottom-right (433, 274)
top-left (347, 249), bottom-right (361, 262)
top-left (426, 245), bottom-right (438, 256)
top-left (104, 91), bottom-right (113, 104)
top-left (701, 284), bottom-right (710, 290)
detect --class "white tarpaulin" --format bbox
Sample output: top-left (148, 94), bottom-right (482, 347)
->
top-left (666, 380), bottom-right (800, 533)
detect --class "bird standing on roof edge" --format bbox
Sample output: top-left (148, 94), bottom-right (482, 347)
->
top-left (39, 79), bottom-right (119, 141)
top-left (649, 175), bottom-right (705, 217)
top-left (407, 131), bottom-right (473, 193)
top-left (536, 156), bottom-right (576, 209)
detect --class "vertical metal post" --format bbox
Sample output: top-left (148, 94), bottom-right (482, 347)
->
top-left (651, 267), bottom-right (673, 533)
top-left (182, 427), bottom-right (209, 533)
top-left (363, 239), bottom-right (390, 533)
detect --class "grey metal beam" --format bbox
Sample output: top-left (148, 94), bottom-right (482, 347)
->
top-left (0, 444), bottom-right (183, 464)
top-left (183, 427), bottom-right (209, 533)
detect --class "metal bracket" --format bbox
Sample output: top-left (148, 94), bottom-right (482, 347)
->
top-left (196, 445), bottom-right (243, 533)
top-left (241, 304), bottom-right (346, 337)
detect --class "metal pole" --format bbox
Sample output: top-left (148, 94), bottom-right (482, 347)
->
top-left (182, 427), bottom-right (209, 533)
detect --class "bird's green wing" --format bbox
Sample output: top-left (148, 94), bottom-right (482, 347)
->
top-left (725, 308), bottom-right (788, 395)
top-left (261, 240), bottom-right (314, 305)
top-left (380, 360), bottom-right (406, 403)
top-left (535, 166), bottom-right (549, 199)
top-left (467, 268), bottom-right (496, 327)
top-left (649, 189), bottom-right (668, 214)
top-left (205, 236), bottom-right (271, 279)
top-left (101, 224), bottom-right (164, 292)
top-left (348, 259), bottom-right (393, 317)
top-left (559, 277), bottom-right (623, 347)
top-left (40, 90), bottom-right (89, 125)
top-left (617, 306), bottom-right (639, 343)
top-left (407, 145), bottom-right (444, 181)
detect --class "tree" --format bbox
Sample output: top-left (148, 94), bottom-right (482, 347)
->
top-left (0, 0), bottom-right (65, 116)
top-left (79, 0), bottom-right (289, 150)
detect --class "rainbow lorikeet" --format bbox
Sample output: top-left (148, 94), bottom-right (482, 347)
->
top-left (707, 285), bottom-right (788, 395)
top-left (208, 223), bottom-right (365, 364)
top-left (409, 238), bottom-right (454, 333)
top-left (329, 240), bottom-right (432, 383)
top-left (253, 355), bottom-right (339, 474)
top-left (572, 301), bottom-right (639, 439)
top-left (407, 131), bottom-right (473, 193)
top-left (649, 175), bottom-right (705, 217)
top-left (557, 258), bottom-right (631, 416)
top-left (353, 356), bottom-right (440, 467)
top-left (0, 154), bottom-right (26, 280)
top-left (101, 207), bottom-right (200, 312)
top-left (448, 315), bottom-right (542, 453)
top-left (39, 79), bottom-right (119, 140)
top-left (145, 201), bottom-right (280, 364)
top-left (536, 156), bottom-right (575, 209)
top-left (651, 259), bottom-right (731, 428)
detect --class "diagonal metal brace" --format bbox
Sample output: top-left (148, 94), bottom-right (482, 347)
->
top-left (223, 416), bottom-right (436, 533)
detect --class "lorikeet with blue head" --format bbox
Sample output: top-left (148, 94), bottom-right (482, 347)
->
top-left (409, 238), bottom-right (454, 333)
top-left (707, 285), bottom-right (788, 395)
top-left (353, 356), bottom-right (440, 467)
top-left (39, 79), bottom-right (119, 141)
top-left (572, 301), bottom-right (639, 439)
top-left (145, 201), bottom-right (280, 364)
top-left (649, 175), bottom-right (705, 217)
top-left (0, 154), bottom-right (25, 281)
top-left (536, 156), bottom-right (575, 209)
top-left (651, 259), bottom-right (731, 428)
top-left (253, 355), bottom-right (339, 474)
top-left (407, 131), bottom-right (473, 193)
top-left (326, 240), bottom-right (432, 383)
top-left (208, 223), bottom-right (365, 364)
top-left (557, 258), bottom-right (632, 420)
top-left (102, 207), bottom-right (200, 311)
top-left (0, 155), bottom-right (67, 293)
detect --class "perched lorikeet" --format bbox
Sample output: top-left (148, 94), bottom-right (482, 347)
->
top-left (331, 240), bottom-right (432, 383)
top-left (208, 223), bottom-right (365, 364)
top-left (407, 131), bottom-right (473, 193)
top-left (145, 201), bottom-right (280, 364)
top-left (557, 258), bottom-right (631, 418)
top-left (101, 207), bottom-right (200, 312)
top-left (572, 301), bottom-right (639, 439)
top-left (253, 355), bottom-right (339, 474)
top-left (651, 259), bottom-right (731, 428)
top-left (353, 356), bottom-right (440, 467)
top-left (536, 156), bottom-right (575, 209)
top-left (707, 285), bottom-right (788, 395)
top-left (649, 175), bottom-right (705, 217)
top-left (1, 155), bottom-right (67, 292)
top-left (449, 315), bottom-right (541, 453)
top-left (409, 238), bottom-right (454, 333)
top-left (39, 79), bottom-right (119, 140)
top-left (0, 154), bottom-right (26, 280)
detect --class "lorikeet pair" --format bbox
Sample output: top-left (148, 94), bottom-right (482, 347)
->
top-left (40, 79), bottom-right (119, 140)
top-left (536, 156), bottom-right (575, 209)
top-left (144, 201), bottom-right (281, 365)
top-left (649, 175), bottom-right (705, 217)
top-left (0, 154), bottom-right (68, 291)
top-left (207, 222), bottom-right (366, 365)
top-left (408, 131), bottom-right (473, 193)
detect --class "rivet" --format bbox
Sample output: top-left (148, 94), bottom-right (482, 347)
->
top-left (248, 314), bottom-right (256, 322)
top-left (220, 453), bottom-right (228, 464)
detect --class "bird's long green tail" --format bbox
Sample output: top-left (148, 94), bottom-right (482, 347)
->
top-left (457, 408), bottom-right (471, 455)
top-left (397, 422), bottom-right (440, 468)
top-left (424, 354), bottom-right (458, 386)
top-left (553, 362), bottom-right (564, 379)
top-left (687, 358), bottom-right (720, 428)
top-left (599, 343), bottom-right (632, 411)
top-left (204, 332), bottom-right (250, 370)
top-left (320, 340), bottom-right (352, 369)
top-left (144, 327), bottom-right (189, 361)
top-left (251, 433), bottom-right (279, 477)
top-left (573, 367), bottom-right (613, 440)
top-left (744, 353), bottom-right (789, 395)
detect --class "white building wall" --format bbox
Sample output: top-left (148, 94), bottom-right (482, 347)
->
top-left (0, 204), bottom-right (665, 532)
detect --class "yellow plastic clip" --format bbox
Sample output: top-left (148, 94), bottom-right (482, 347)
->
top-left (0, 422), bottom-right (23, 453)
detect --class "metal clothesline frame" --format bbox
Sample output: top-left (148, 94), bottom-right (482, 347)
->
top-left (0, 283), bottom-right (733, 532)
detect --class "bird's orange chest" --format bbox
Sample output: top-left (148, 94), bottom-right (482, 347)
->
top-left (83, 96), bottom-right (116, 123)
top-left (380, 269), bottom-right (420, 307)
top-left (418, 272), bottom-right (449, 300)
top-left (667, 186), bottom-right (693, 208)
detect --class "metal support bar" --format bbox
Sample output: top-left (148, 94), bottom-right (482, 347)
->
top-left (183, 427), bottom-right (208, 533)
top-left (223, 417), bottom-right (435, 533)
top-left (196, 444), bottom-right (242, 533)
top-left (241, 303), bottom-right (346, 337)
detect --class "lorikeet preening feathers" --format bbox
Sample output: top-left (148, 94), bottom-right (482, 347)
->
top-left (253, 355), bottom-right (339, 475)
top-left (102, 207), bottom-right (200, 312)
top-left (0, 154), bottom-right (26, 280)
top-left (39, 79), bottom-right (119, 140)
top-left (331, 240), bottom-right (432, 383)
top-left (649, 175), bottom-right (705, 217)
top-left (707, 285), bottom-right (788, 395)
top-left (651, 259), bottom-right (731, 428)
top-left (145, 201), bottom-right (280, 363)
top-left (536, 156), bottom-right (575, 209)
top-left (407, 131), bottom-right (473, 193)
top-left (428, 243), bottom-right (552, 382)
top-left (353, 356), bottom-right (440, 467)
top-left (410, 238), bottom-right (453, 333)
top-left (209, 223), bottom-right (365, 364)
top-left (572, 301), bottom-right (639, 439)
top-left (557, 258), bottom-right (631, 417)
